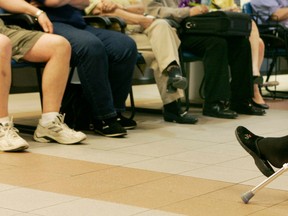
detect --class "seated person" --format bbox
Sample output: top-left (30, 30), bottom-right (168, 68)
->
top-left (210, 0), bottom-right (269, 109)
top-left (251, 0), bottom-right (288, 28)
top-left (235, 126), bottom-right (288, 177)
top-left (85, 0), bottom-right (198, 124)
top-left (145, 0), bottom-right (265, 118)
top-left (29, 0), bottom-right (138, 138)
top-left (0, 0), bottom-right (86, 152)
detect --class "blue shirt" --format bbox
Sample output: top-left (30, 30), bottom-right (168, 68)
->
top-left (251, 0), bottom-right (288, 27)
top-left (35, 0), bottom-right (87, 28)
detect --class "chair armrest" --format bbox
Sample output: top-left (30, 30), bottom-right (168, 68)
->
top-left (84, 15), bottom-right (127, 33)
top-left (106, 16), bottom-right (127, 33)
top-left (83, 15), bottom-right (112, 28)
top-left (0, 13), bottom-right (37, 30)
top-left (165, 18), bottom-right (180, 29)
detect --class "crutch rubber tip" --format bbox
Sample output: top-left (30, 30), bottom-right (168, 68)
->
top-left (241, 191), bottom-right (254, 204)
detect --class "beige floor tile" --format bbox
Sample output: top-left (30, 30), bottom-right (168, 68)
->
top-left (3, 84), bottom-right (288, 215)
top-left (126, 175), bottom-right (233, 196)
top-left (249, 200), bottom-right (288, 216)
top-left (90, 185), bottom-right (193, 210)
top-left (205, 184), bottom-right (288, 207)
top-left (159, 196), bottom-right (265, 216)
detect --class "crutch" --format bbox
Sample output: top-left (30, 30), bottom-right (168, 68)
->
top-left (241, 163), bottom-right (288, 204)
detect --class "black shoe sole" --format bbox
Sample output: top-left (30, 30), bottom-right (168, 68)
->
top-left (235, 127), bottom-right (275, 177)
top-left (163, 112), bottom-right (198, 124)
top-left (203, 111), bottom-right (238, 119)
top-left (164, 116), bottom-right (198, 124)
top-left (230, 105), bottom-right (266, 116)
top-left (172, 77), bottom-right (188, 89)
top-left (251, 100), bottom-right (269, 109)
top-left (122, 125), bottom-right (136, 130)
top-left (167, 77), bottom-right (188, 93)
top-left (94, 130), bottom-right (127, 137)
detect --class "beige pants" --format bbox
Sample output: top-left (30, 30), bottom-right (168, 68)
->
top-left (129, 19), bottom-right (184, 105)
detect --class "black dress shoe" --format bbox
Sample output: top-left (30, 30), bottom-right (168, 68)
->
top-left (165, 65), bottom-right (187, 93)
top-left (203, 102), bottom-right (238, 119)
top-left (230, 101), bottom-right (265, 116)
top-left (163, 110), bottom-right (198, 124)
top-left (235, 126), bottom-right (275, 177)
top-left (251, 99), bottom-right (269, 109)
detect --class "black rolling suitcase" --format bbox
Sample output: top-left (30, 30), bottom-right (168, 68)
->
top-left (180, 11), bottom-right (252, 37)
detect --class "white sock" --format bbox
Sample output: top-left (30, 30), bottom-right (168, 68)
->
top-left (0, 116), bottom-right (10, 125)
top-left (40, 112), bottom-right (59, 126)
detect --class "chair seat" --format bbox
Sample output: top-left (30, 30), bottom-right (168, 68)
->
top-left (182, 51), bottom-right (202, 62)
top-left (11, 60), bottom-right (34, 68)
top-left (265, 49), bottom-right (288, 58)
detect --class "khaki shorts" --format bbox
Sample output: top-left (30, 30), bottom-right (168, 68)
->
top-left (0, 19), bottom-right (43, 61)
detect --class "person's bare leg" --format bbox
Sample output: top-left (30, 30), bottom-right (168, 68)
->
top-left (0, 34), bottom-right (29, 151)
top-left (24, 34), bottom-right (86, 144)
top-left (0, 34), bottom-right (12, 118)
top-left (249, 21), bottom-right (266, 105)
top-left (23, 34), bottom-right (71, 113)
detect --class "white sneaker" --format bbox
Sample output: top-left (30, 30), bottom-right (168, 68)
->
top-left (0, 121), bottom-right (29, 152)
top-left (33, 114), bottom-right (87, 144)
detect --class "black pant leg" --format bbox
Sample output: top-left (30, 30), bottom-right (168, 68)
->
top-left (181, 35), bottom-right (231, 103)
top-left (227, 36), bottom-right (253, 102)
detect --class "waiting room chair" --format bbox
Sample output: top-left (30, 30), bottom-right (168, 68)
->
top-left (179, 49), bottom-right (203, 111)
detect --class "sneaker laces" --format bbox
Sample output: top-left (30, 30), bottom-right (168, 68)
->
top-left (51, 114), bottom-right (76, 133)
top-left (0, 117), bottom-right (20, 140)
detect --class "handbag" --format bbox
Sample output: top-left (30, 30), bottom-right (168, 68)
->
top-left (180, 11), bottom-right (252, 36)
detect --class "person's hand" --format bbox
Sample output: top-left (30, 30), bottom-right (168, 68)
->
top-left (30, 0), bottom-right (42, 7)
top-left (101, 0), bottom-right (118, 12)
top-left (37, 12), bottom-right (53, 33)
top-left (229, 6), bottom-right (241, 12)
top-left (189, 5), bottom-right (209, 16)
top-left (139, 16), bottom-right (155, 29)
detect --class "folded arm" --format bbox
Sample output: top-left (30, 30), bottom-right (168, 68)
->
top-left (86, 0), bottom-right (154, 29)
top-left (271, 8), bottom-right (288, 22)
top-left (33, 0), bottom-right (90, 10)
top-left (144, 0), bottom-right (207, 23)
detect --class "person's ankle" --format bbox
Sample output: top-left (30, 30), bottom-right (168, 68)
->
top-left (164, 100), bottom-right (180, 114)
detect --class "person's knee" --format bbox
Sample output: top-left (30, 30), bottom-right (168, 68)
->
top-left (116, 34), bottom-right (137, 57)
top-left (207, 37), bottom-right (227, 51)
top-left (48, 35), bottom-right (71, 57)
top-left (0, 34), bottom-right (12, 56)
top-left (150, 19), bottom-right (173, 32)
top-left (127, 37), bottom-right (137, 54)
top-left (153, 19), bottom-right (170, 27)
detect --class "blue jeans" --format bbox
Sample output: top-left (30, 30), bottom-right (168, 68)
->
top-left (53, 22), bottom-right (137, 120)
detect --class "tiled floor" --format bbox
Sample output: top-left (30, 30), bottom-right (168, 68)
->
top-left (2, 84), bottom-right (288, 216)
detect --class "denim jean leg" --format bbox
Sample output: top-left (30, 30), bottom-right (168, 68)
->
top-left (53, 22), bottom-right (116, 120)
top-left (85, 26), bottom-right (138, 112)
